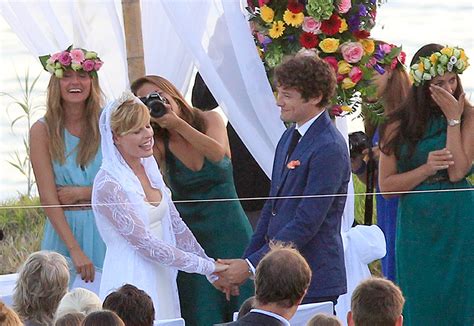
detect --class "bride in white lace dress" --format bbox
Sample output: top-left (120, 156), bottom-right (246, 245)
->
top-left (92, 92), bottom-right (228, 320)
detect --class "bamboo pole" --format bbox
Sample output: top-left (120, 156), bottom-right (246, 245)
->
top-left (121, 0), bottom-right (145, 84)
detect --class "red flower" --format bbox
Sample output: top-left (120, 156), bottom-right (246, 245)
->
top-left (324, 56), bottom-right (338, 72)
top-left (288, 0), bottom-right (304, 13)
top-left (320, 14), bottom-right (342, 36)
top-left (299, 32), bottom-right (319, 49)
top-left (353, 30), bottom-right (371, 39)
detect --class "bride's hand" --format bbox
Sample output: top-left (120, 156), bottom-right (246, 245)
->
top-left (214, 261), bottom-right (229, 273)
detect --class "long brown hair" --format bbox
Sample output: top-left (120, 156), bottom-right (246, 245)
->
top-left (380, 43), bottom-right (465, 158)
top-left (44, 75), bottom-right (103, 167)
top-left (130, 75), bottom-right (206, 138)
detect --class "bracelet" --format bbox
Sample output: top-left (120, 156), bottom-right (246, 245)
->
top-left (353, 160), bottom-right (367, 175)
top-left (447, 118), bottom-right (461, 127)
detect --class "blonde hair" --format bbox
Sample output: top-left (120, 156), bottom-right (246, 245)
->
top-left (45, 74), bottom-right (103, 167)
top-left (306, 313), bottom-right (342, 326)
top-left (54, 312), bottom-right (85, 326)
top-left (13, 251), bottom-right (70, 326)
top-left (110, 100), bottom-right (150, 136)
top-left (0, 301), bottom-right (23, 326)
top-left (55, 288), bottom-right (102, 321)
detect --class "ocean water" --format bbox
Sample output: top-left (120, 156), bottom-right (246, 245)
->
top-left (0, 0), bottom-right (473, 201)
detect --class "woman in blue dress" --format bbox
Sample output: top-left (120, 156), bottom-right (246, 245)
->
top-left (30, 46), bottom-right (106, 285)
top-left (352, 41), bottom-right (411, 281)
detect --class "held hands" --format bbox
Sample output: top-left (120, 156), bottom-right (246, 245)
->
top-left (57, 186), bottom-right (89, 206)
top-left (423, 148), bottom-right (454, 176)
top-left (211, 258), bottom-right (251, 301)
top-left (69, 247), bottom-right (95, 282)
top-left (430, 85), bottom-right (465, 120)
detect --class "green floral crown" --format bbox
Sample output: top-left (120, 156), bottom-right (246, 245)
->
top-left (409, 46), bottom-right (469, 86)
top-left (39, 45), bottom-right (103, 79)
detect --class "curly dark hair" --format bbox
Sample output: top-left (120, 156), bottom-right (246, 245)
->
top-left (274, 55), bottom-right (336, 107)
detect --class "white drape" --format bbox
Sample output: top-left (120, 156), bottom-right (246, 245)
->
top-left (0, 0), bottom-right (128, 100)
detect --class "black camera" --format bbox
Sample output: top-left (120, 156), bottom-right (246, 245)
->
top-left (139, 92), bottom-right (169, 118)
top-left (349, 131), bottom-right (370, 159)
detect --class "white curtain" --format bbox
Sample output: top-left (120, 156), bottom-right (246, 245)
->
top-left (0, 0), bottom-right (128, 100)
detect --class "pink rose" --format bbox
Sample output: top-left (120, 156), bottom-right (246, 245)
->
top-left (366, 57), bottom-right (377, 68)
top-left (340, 42), bottom-right (364, 63)
top-left (381, 43), bottom-right (392, 54)
top-left (337, 0), bottom-right (351, 14)
top-left (58, 51), bottom-right (72, 66)
top-left (94, 60), bottom-right (103, 71)
top-left (70, 49), bottom-right (85, 64)
top-left (349, 66), bottom-right (363, 83)
top-left (47, 52), bottom-right (61, 64)
top-left (82, 59), bottom-right (95, 72)
top-left (256, 32), bottom-right (266, 44)
top-left (323, 56), bottom-right (338, 72)
top-left (302, 17), bottom-right (321, 34)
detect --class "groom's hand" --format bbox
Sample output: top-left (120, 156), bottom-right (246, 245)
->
top-left (212, 277), bottom-right (240, 301)
top-left (217, 258), bottom-right (251, 285)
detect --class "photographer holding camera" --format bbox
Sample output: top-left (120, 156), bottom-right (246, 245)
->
top-left (131, 75), bottom-right (254, 326)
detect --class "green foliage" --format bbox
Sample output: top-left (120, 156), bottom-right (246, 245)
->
top-left (0, 197), bottom-right (46, 274)
top-left (0, 69), bottom-right (45, 198)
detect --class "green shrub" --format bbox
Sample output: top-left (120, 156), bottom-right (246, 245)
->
top-left (0, 196), bottom-right (45, 274)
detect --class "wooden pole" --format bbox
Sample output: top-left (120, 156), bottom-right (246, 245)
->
top-left (121, 0), bottom-right (145, 84)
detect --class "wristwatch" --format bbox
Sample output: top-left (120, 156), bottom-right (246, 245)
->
top-left (447, 118), bottom-right (461, 127)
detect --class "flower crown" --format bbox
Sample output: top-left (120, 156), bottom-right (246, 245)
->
top-left (410, 46), bottom-right (469, 86)
top-left (39, 45), bottom-right (103, 79)
top-left (369, 41), bottom-right (406, 75)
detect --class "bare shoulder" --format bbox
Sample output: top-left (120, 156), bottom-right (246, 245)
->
top-left (30, 120), bottom-right (49, 141)
top-left (202, 110), bottom-right (225, 123)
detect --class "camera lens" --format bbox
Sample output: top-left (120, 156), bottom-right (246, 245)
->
top-left (140, 92), bottom-right (168, 118)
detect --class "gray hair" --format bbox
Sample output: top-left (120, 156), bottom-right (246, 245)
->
top-left (13, 251), bottom-right (70, 326)
top-left (55, 288), bottom-right (101, 321)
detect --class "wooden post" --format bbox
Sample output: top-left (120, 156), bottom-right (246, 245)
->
top-left (121, 0), bottom-right (145, 84)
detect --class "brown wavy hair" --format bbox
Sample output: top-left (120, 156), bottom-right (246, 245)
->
top-left (44, 74), bottom-right (103, 167)
top-left (130, 75), bottom-right (205, 138)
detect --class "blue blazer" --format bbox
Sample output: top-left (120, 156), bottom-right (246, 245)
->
top-left (244, 111), bottom-right (349, 298)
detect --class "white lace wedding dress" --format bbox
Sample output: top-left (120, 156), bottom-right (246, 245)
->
top-left (92, 92), bottom-right (216, 320)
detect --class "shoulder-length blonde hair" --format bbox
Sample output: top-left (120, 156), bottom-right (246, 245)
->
top-left (130, 75), bottom-right (206, 137)
top-left (13, 251), bottom-right (69, 326)
top-left (44, 74), bottom-right (103, 167)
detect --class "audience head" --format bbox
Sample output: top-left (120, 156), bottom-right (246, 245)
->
top-left (307, 313), bottom-right (342, 326)
top-left (81, 310), bottom-right (124, 326)
top-left (255, 242), bottom-right (312, 309)
top-left (274, 55), bottom-right (336, 115)
top-left (13, 251), bottom-right (69, 326)
top-left (237, 296), bottom-right (255, 319)
top-left (55, 288), bottom-right (102, 321)
top-left (103, 284), bottom-right (155, 326)
top-left (348, 277), bottom-right (404, 326)
top-left (55, 312), bottom-right (85, 326)
top-left (0, 300), bottom-right (23, 326)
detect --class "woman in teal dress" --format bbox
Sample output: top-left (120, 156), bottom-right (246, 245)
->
top-left (132, 75), bottom-right (254, 325)
top-left (379, 44), bottom-right (474, 325)
top-left (30, 46), bottom-right (106, 285)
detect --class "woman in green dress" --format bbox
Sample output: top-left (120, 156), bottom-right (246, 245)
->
top-left (131, 75), bottom-right (254, 325)
top-left (379, 43), bottom-right (474, 325)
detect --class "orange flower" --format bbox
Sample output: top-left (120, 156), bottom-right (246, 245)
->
top-left (287, 160), bottom-right (301, 169)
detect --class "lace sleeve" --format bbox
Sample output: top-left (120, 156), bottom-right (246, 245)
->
top-left (93, 173), bottom-right (215, 275)
top-left (168, 198), bottom-right (210, 260)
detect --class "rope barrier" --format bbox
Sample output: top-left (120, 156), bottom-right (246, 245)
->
top-left (0, 187), bottom-right (472, 210)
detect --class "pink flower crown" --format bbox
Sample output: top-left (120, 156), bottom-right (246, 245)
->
top-left (39, 45), bottom-right (103, 78)
top-left (368, 41), bottom-right (406, 75)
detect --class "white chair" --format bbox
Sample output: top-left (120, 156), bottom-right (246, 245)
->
top-left (0, 273), bottom-right (18, 307)
top-left (232, 302), bottom-right (334, 325)
top-left (154, 317), bottom-right (185, 326)
top-left (290, 302), bottom-right (334, 326)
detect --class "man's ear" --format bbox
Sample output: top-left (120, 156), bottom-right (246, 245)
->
top-left (347, 311), bottom-right (354, 326)
top-left (396, 315), bottom-right (403, 326)
top-left (309, 94), bottom-right (323, 107)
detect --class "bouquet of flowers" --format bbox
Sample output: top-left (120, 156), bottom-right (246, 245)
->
top-left (247, 0), bottom-right (384, 115)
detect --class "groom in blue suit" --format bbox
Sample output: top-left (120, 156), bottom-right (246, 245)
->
top-left (219, 55), bottom-right (350, 307)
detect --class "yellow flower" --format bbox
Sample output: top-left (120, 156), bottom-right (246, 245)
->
top-left (429, 53), bottom-right (438, 64)
top-left (460, 50), bottom-right (467, 61)
top-left (440, 47), bottom-right (453, 57)
top-left (337, 60), bottom-right (352, 74)
top-left (260, 5), bottom-right (274, 23)
top-left (342, 77), bottom-right (356, 89)
top-left (339, 19), bottom-right (348, 33)
top-left (417, 61), bottom-right (424, 72)
top-left (361, 39), bottom-right (375, 55)
top-left (341, 105), bottom-right (352, 112)
top-left (257, 46), bottom-right (264, 59)
top-left (319, 38), bottom-right (340, 53)
top-left (283, 9), bottom-right (304, 27)
top-left (269, 21), bottom-right (285, 39)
